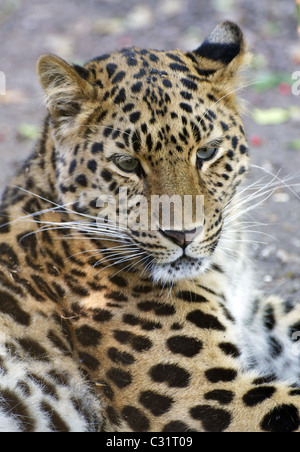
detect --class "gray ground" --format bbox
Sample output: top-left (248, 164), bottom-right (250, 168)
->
top-left (0, 0), bottom-right (299, 300)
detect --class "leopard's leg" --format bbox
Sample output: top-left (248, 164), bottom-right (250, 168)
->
top-left (0, 289), bottom-right (103, 432)
top-left (0, 350), bottom-right (102, 432)
top-left (236, 293), bottom-right (300, 382)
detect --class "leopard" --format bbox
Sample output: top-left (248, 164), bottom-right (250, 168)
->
top-left (0, 21), bottom-right (300, 432)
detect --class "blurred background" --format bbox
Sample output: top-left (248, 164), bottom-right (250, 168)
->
top-left (0, 0), bottom-right (299, 299)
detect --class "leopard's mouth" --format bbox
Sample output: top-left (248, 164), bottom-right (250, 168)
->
top-left (149, 255), bottom-right (211, 283)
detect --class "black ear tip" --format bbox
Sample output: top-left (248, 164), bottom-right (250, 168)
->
top-left (194, 21), bottom-right (245, 65)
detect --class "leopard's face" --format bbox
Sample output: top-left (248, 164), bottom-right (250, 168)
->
top-left (38, 22), bottom-right (250, 283)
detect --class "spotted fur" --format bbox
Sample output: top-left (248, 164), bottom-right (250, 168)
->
top-left (0, 22), bottom-right (299, 432)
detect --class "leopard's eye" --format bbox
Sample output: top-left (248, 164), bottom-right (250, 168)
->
top-left (196, 147), bottom-right (218, 162)
top-left (113, 156), bottom-right (140, 173)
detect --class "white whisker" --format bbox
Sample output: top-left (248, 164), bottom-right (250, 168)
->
top-left (5, 185), bottom-right (130, 234)
top-left (222, 228), bottom-right (278, 241)
top-left (65, 244), bottom-right (139, 261)
top-left (117, 253), bottom-right (154, 276)
top-left (197, 81), bottom-right (261, 126)
top-left (250, 165), bottom-right (300, 201)
top-left (94, 249), bottom-right (146, 270)
top-left (221, 237), bottom-right (269, 246)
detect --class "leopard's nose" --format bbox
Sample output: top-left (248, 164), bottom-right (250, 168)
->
top-left (159, 227), bottom-right (201, 248)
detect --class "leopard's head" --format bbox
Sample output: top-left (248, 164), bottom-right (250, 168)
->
top-left (38, 21), bottom-right (250, 283)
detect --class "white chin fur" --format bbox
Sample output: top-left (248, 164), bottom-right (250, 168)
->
top-left (150, 257), bottom-right (210, 284)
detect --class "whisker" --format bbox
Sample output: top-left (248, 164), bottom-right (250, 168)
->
top-left (20, 218), bottom-right (129, 236)
top-left (94, 248), bottom-right (146, 268)
top-left (197, 81), bottom-right (262, 126)
top-left (222, 227), bottom-right (278, 241)
top-left (66, 244), bottom-right (139, 260)
top-left (140, 257), bottom-right (155, 278)
top-left (93, 246), bottom-right (142, 266)
top-left (0, 201), bottom-right (74, 230)
top-left (221, 237), bottom-right (269, 246)
top-left (218, 246), bottom-right (245, 259)
top-left (250, 165), bottom-right (300, 201)
top-left (224, 176), bottom-right (281, 212)
top-left (118, 253), bottom-right (155, 277)
top-left (6, 185), bottom-right (130, 233)
top-left (223, 170), bottom-right (300, 217)
top-left (222, 179), bottom-right (293, 223)
top-left (18, 227), bottom-right (130, 248)
top-left (94, 251), bottom-right (147, 276)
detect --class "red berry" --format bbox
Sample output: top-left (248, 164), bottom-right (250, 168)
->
top-left (250, 135), bottom-right (262, 147)
top-left (278, 83), bottom-right (291, 96)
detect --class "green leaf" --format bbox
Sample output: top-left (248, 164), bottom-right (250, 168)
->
top-left (18, 123), bottom-right (40, 140)
top-left (262, 21), bottom-right (280, 37)
top-left (212, 0), bottom-right (235, 12)
top-left (288, 139), bottom-right (300, 150)
top-left (252, 72), bottom-right (293, 93)
top-left (252, 108), bottom-right (290, 125)
top-left (288, 106), bottom-right (300, 121)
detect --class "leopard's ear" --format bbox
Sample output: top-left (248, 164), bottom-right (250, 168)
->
top-left (189, 21), bottom-right (250, 86)
top-left (37, 54), bottom-right (97, 121)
